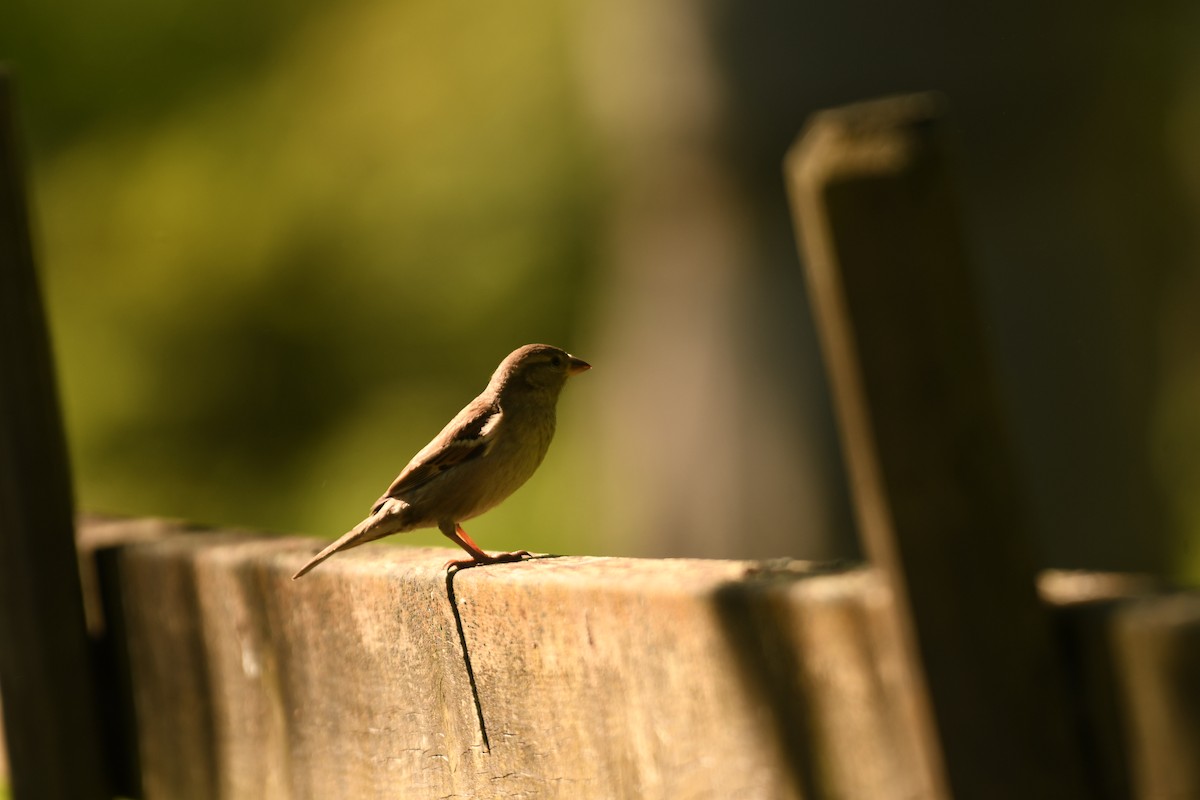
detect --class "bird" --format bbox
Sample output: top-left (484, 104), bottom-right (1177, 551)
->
top-left (292, 344), bottom-right (590, 579)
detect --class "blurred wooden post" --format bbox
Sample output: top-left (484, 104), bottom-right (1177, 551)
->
top-left (0, 69), bottom-right (110, 799)
top-left (785, 94), bottom-right (1088, 799)
top-left (1113, 593), bottom-right (1200, 799)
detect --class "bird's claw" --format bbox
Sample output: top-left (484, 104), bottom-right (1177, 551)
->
top-left (444, 550), bottom-right (533, 572)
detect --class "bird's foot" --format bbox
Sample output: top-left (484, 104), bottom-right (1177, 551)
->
top-left (444, 550), bottom-right (532, 571)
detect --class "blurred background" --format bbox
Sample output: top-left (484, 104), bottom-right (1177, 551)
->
top-left (1, 0), bottom-right (1198, 580)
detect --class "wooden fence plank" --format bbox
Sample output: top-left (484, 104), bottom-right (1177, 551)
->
top-left (1040, 571), bottom-right (1169, 799)
top-left (89, 523), bottom-right (938, 800)
top-left (0, 69), bottom-right (109, 800)
top-left (1112, 592), bottom-right (1200, 800)
top-left (785, 94), bottom-right (1088, 798)
top-left (81, 521), bottom-right (1200, 799)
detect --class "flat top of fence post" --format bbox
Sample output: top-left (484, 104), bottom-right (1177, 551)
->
top-left (0, 68), bottom-right (110, 800)
top-left (785, 94), bottom-right (1089, 799)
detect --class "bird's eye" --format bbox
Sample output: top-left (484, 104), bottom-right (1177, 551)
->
top-left (550, 355), bottom-right (563, 368)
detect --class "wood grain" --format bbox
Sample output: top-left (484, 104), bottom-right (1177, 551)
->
top-left (91, 523), bottom-right (933, 800)
top-left (76, 520), bottom-right (1200, 799)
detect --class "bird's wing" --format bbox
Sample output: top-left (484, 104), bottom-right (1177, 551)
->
top-left (371, 399), bottom-right (502, 511)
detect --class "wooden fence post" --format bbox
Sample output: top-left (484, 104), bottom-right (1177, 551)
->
top-left (785, 94), bottom-right (1089, 799)
top-left (0, 68), bottom-right (110, 799)
top-left (1113, 593), bottom-right (1200, 799)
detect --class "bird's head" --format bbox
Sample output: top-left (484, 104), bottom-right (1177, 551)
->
top-left (490, 343), bottom-right (591, 398)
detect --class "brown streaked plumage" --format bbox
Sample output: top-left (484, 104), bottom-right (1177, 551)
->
top-left (292, 344), bottom-right (590, 579)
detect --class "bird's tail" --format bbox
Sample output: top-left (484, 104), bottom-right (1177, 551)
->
top-left (291, 499), bottom-right (407, 580)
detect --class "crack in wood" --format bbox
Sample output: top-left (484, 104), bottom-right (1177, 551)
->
top-left (445, 569), bottom-right (491, 751)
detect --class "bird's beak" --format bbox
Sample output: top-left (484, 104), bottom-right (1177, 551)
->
top-left (567, 355), bottom-right (591, 376)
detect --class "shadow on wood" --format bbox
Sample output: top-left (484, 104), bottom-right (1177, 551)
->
top-left (712, 564), bottom-right (937, 798)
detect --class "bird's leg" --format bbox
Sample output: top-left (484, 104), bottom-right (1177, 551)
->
top-left (441, 522), bottom-right (530, 570)
top-left (444, 523), bottom-right (489, 560)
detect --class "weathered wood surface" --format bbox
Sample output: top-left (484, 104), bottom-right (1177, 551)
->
top-left (0, 69), bottom-right (110, 800)
top-left (87, 520), bottom-right (934, 800)
top-left (785, 94), bottom-right (1087, 798)
top-left (77, 520), bottom-right (1200, 800)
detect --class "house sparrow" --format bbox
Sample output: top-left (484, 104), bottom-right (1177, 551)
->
top-left (292, 344), bottom-right (590, 579)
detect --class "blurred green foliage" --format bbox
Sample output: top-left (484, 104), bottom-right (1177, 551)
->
top-left (2, 0), bottom-right (1198, 580)
top-left (1, 0), bottom-right (603, 552)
